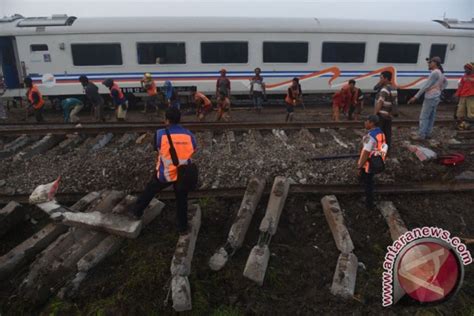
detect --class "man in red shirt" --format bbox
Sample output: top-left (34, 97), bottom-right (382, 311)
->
top-left (455, 63), bottom-right (474, 129)
top-left (340, 79), bottom-right (358, 117)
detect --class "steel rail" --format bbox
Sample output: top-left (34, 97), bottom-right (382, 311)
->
top-left (0, 119), bottom-right (455, 136)
top-left (1, 181), bottom-right (472, 204)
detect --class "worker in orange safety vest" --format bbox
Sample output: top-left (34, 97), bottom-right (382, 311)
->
top-left (24, 77), bottom-right (45, 123)
top-left (357, 115), bottom-right (388, 210)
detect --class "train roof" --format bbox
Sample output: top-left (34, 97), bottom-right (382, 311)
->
top-left (1, 15), bottom-right (473, 37)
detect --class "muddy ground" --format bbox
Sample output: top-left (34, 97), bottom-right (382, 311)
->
top-left (0, 193), bottom-right (472, 315)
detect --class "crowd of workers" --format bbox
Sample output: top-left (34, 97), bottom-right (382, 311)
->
top-left (0, 57), bottom-right (473, 229)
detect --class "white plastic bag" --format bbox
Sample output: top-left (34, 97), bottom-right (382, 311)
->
top-left (29, 176), bottom-right (61, 204)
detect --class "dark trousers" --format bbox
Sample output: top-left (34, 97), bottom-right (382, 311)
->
top-left (133, 173), bottom-right (188, 231)
top-left (34, 108), bottom-right (44, 122)
top-left (377, 114), bottom-right (392, 150)
top-left (360, 169), bottom-right (375, 209)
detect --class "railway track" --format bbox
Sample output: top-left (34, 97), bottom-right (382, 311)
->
top-left (0, 119), bottom-right (455, 136)
top-left (1, 181), bottom-right (472, 204)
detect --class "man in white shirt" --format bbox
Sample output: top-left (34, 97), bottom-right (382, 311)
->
top-left (408, 56), bottom-right (448, 140)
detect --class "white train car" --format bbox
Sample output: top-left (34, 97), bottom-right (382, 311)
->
top-left (0, 15), bottom-right (473, 101)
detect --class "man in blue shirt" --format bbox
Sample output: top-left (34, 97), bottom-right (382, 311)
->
top-left (61, 97), bottom-right (83, 123)
top-left (128, 108), bottom-right (197, 233)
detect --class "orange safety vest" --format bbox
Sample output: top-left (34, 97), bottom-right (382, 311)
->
top-left (156, 129), bottom-right (195, 182)
top-left (145, 80), bottom-right (158, 96)
top-left (362, 129), bottom-right (387, 172)
top-left (110, 83), bottom-right (125, 99)
top-left (195, 92), bottom-right (212, 108)
top-left (285, 86), bottom-right (300, 105)
top-left (27, 85), bottom-right (45, 110)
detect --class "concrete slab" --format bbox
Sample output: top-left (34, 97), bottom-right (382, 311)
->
top-left (170, 205), bottom-right (202, 276)
top-left (321, 195), bottom-right (354, 254)
top-left (0, 201), bottom-right (25, 237)
top-left (170, 205), bottom-right (201, 312)
top-left (330, 252), bottom-right (358, 299)
top-left (259, 176), bottom-right (290, 235)
top-left (228, 177), bottom-right (266, 248)
top-left (60, 211), bottom-right (143, 239)
top-left (0, 193), bottom-right (100, 281)
top-left (57, 134), bottom-right (84, 154)
top-left (118, 133), bottom-right (137, 148)
top-left (0, 135), bottom-right (32, 159)
top-left (19, 191), bottom-right (123, 306)
top-left (171, 275), bottom-right (192, 312)
top-left (14, 134), bottom-right (64, 160)
top-left (209, 247), bottom-right (229, 271)
top-left (377, 201), bottom-right (408, 241)
top-left (209, 177), bottom-right (266, 271)
top-left (58, 198), bottom-right (164, 298)
top-left (243, 244), bottom-right (270, 286)
top-left (91, 133), bottom-right (113, 151)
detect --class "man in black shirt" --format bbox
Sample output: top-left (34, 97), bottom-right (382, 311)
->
top-left (79, 75), bottom-right (105, 122)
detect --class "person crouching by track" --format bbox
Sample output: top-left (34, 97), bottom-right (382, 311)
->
top-left (128, 107), bottom-right (197, 234)
top-left (357, 115), bottom-right (388, 211)
top-left (24, 77), bottom-right (45, 123)
top-left (140, 73), bottom-right (159, 114)
top-left (102, 79), bottom-right (128, 121)
top-left (79, 75), bottom-right (105, 122)
top-left (61, 97), bottom-right (83, 123)
top-left (193, 90), bottom-right (212, 121)
top-left (285, 77), bottom-right (302, 122)
top-left (163, 81), bottom-right (180, 110)
top-left (216, 91), bottom-right (231, 121)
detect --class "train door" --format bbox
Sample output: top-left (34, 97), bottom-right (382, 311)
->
top-left (0, 37), bottom-right (21, 89)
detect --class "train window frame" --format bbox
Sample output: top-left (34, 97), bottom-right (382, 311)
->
top-left (71, 43), bottom-right (123, 66)
top-left (136, 42), bottom-right (186, 65)
top-left (377, 42), bottom-right (420, 64)
top-left (30, 44), bottom-right (48, 52)
top-left (429, 44), bottom-right (447, 64)
top-left (321, 42), bottom-right (366, 63)
top-left (262, 41), bottom-right (309, 64)
top-left (200, 41), bottom-right (249, 64)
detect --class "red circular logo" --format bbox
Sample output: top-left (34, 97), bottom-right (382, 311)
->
top-left (397, 241), bottom-right (460, 303)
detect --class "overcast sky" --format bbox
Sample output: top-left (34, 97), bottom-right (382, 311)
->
top-left (1, 0), bottom-right (473, 21)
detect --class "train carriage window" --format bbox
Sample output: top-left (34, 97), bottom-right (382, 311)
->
top-left (430, 44), bottom-right (447, 63)
top-left (31, 44), bottom-right (48, 52)
top-left (377, 43), bottom-right (420, 63)
top-left (71, 43), bottom-right (122, 66)
top-left (201, 42), bottom-right (248, 64)
top-left (322, 42), bottom-right (365, 63)
top-left (263, 42), bottom-right (308, 63)
top-left (137, 43), bottom-right (186, 64)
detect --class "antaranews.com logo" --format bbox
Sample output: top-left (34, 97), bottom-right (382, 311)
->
top-left (382, 226), bottom-right (472, 306)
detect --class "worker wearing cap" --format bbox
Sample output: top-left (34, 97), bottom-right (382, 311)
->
top-left (140, 73), bottom-right (159, 114)
top-left (357, 115), bottom-right (388, 210)
top-left (102, 78), bottom-right (128, 121)
top-left (216, 69), bottom-right (231, 99)
top-left (24, 77), bottom-right (45, 123)
top-left (408, 56), bottom-right (448, 140)
top-left (61, 97), bottom-right (83, 123)
top-left (455, 63), bottom-right (474, 129)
